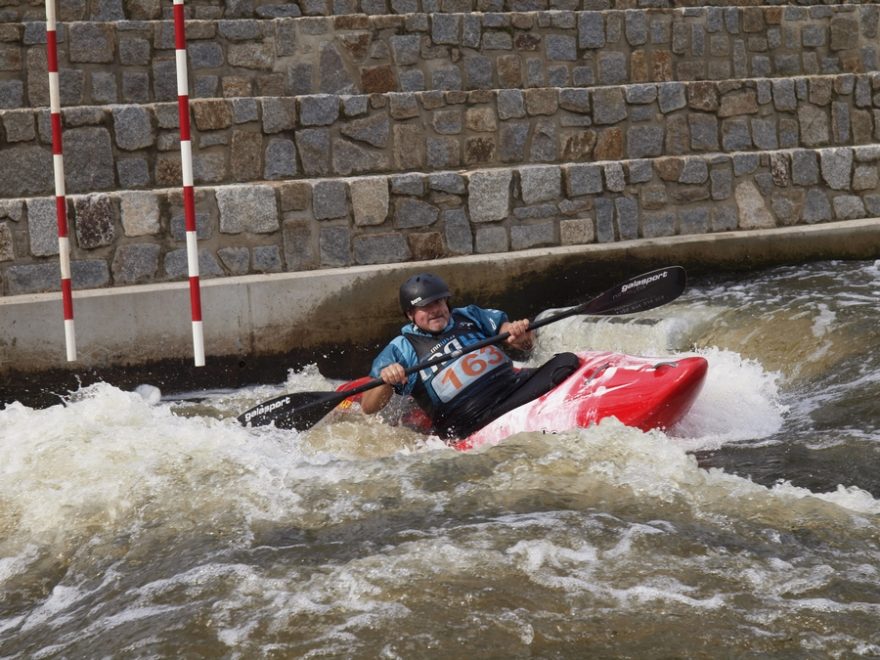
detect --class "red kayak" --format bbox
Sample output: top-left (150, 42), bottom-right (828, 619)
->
top-left (335, 351), bottom-right (708, 451)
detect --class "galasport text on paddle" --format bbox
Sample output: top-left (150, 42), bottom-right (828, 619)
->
top-left (237, 265), bottom-right (687, 431)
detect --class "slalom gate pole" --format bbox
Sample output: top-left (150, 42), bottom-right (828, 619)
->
top-left (172, 0), bottom-right (205, 366)
top-left (45, 0), bottom-right (76, 361)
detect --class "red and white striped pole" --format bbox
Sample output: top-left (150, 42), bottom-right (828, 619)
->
top-left (45, 0), bottom-right (76, 361)
top-left (172, 0), bottom-right (205, 366)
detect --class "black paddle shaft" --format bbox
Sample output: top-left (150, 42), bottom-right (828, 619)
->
top-left (237, 265), bottom-right (686, 429)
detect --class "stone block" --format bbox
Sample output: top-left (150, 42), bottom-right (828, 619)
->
top-left (627, 125), bottom-right (664, 159)
top-left (798, 104), bottom-right (831, 148)
top-left (679, 207), bottom-right (710, 235)
top-left (519, 166), bottom-right (561, 205)
top-left (2, 111), bottom-right (35, 143)
top-left (853, 165), bottom-right (879, 191)
top-left (341, 114), bottom-right (391, 148)
top-left (657, 82), bottom-right (688, 114)
top-left (165, 248), bottom-right (224, 280)
top-left (252, 245), bottom-right (283, 273)
top-left (474, 225), bottom-right (508, 253)
top-left (112, 243), bottom-right (160, 284)
top-left (295, 129), bottom-right (331, 176)
top-left (511, 222), bottom-right (555, 250)
top-left (594, 197), bottom-right (615, 243)
top-left (432, 14), bottom-right (461, 45)
top-left (686, 114), bottom-right (718, 152)
top-left (380, 25), bottom-right (412, 57)
top-left (299, 94), bottom-right (340, 126)
top-left (26, 198), bottom-right (59, 257)
top-left (679, 160), bottom-right (709, 184)
top-left (615, 196), bottom-right (639, 240)
top-left (353, 232), bottom-right (411, 264)
top-left (642, 211), bottom-right (675, 238)
top-left (735, 180), bottom-right (775, 229)
top-left (529, 119), bottom-right (558, 162)
top-left (429, 173), bottom-right (466, 195)
top-left (464, 56), bottom-right (493, 90)
top-left (349, 178), bottom-right (389, 228)
top-left (69, 23), bottom-right (114, 63)
top-left (218, 247), bottom-right (250, 275)
top-left (497, 122), bottom-right (528, 163)
top-left (465, 106), bottom-right (498, 132)
top-left (408, 232), bottom-right (445, 260)
top-left (313, 181), bottom-right (349, 220)
top-left (0, 200), bottom-right (23, 223)
top-left (261, 97), bottom-right (297, 133)
top-left (110, 106), bottom-right (154, 152)
top-left (394, 198), bottom-right (439, 229)
top-left (62, 127), bottom-right (115, 194)
top-left (591, 88), bottom-right (627, 125)
top-left (513, 204), bottom-right (556, 221)
top-left (282, 219), bottom-right (316, 271)
top-left (432, 66), bottom-right (463, 91)
top-left (217, 185), bottom-right (279, 233)
top-left (710, 168), bottom-right (733, 200)
top-left (820, 148), bottom-right (853, 190)
top-left (319, 226), bottom-right (352, 267)
top-left (72, 194), bottom-right (116, 249)
top-left (0, 222), bottom-right (13, 262)
top-left (559, 218), bottom-right (594, 245)
top-left (604, 163), bottom-right (625, 192)
top-left (0, 80), bottom-right (24, 109)
top-left (443, 208), bottom-right (473, 255)
top-left (721, 118), bottom-right (752, 151)
top-left (578, 12), bottom-right (605, 49)
top-left (802, 189), bottom-right (832, 223)
top-left (426, 136), bottom-right (461, 168)
top-left (468, 170), bottom-right (511, 222)
top-left (264, 138), bottom-right (297, 180)
top-left (597, 52), bottom-right (627, 85)
top-left (565, 163), bottom-right (603, 197)
top-left (0, 145), bottom-right (52, 197)
top-left (335, 138), bottom-right (391, 174)
top-left (393, 124), bottom-right (425, 170)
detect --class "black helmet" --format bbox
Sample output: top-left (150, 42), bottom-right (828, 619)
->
top-left (399, 273), bottom-right (451, 316)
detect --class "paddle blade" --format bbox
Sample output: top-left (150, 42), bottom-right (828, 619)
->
top-left (581, 265), bottom-right (686, 316)
top-left (237, 390), bottom-right (347, 430)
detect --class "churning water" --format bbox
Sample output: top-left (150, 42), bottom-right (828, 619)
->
top-left (2, 260), bottom-right (879, 658)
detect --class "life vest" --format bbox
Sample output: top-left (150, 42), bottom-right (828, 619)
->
top-left (403, 313), bottom-right (519, 436)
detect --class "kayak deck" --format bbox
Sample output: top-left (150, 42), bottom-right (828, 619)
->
top-left (453, 351), bottom-right (708, 450)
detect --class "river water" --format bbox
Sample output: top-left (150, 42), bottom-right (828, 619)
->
top-left (2, 259), bottom-right (879, 657)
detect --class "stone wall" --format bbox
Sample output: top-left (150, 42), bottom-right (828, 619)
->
top-left (2, 6), bottom-right (877, 108)
top-left (3, 0), bottom-right (878, 23)
top-left (1, 0), bottom-right (880, 297)
top-left (2, 74), bottom-right (880, 198)
top-left (3, 144), bottom-right (877, 294)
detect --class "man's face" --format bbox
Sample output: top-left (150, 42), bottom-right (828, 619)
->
top-left (408, 298), bottom-right (450, 334)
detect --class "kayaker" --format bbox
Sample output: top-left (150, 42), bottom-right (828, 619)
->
top-left (361, 273), bottom-right (579, 441)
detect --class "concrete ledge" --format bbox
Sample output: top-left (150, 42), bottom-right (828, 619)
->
top-left (2, 217), bottom-right (879, 405)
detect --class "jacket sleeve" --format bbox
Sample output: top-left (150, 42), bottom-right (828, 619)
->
top-left (369, 336), bottom-right (419, 395)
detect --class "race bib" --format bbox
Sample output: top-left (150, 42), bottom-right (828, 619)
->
top-left (431, 345), bottom-right (507, 403)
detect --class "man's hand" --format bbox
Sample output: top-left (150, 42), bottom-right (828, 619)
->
top-left (379, 362), bottom-right (408, 385)
top-left (502, 319), bottom-right (535, 351)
